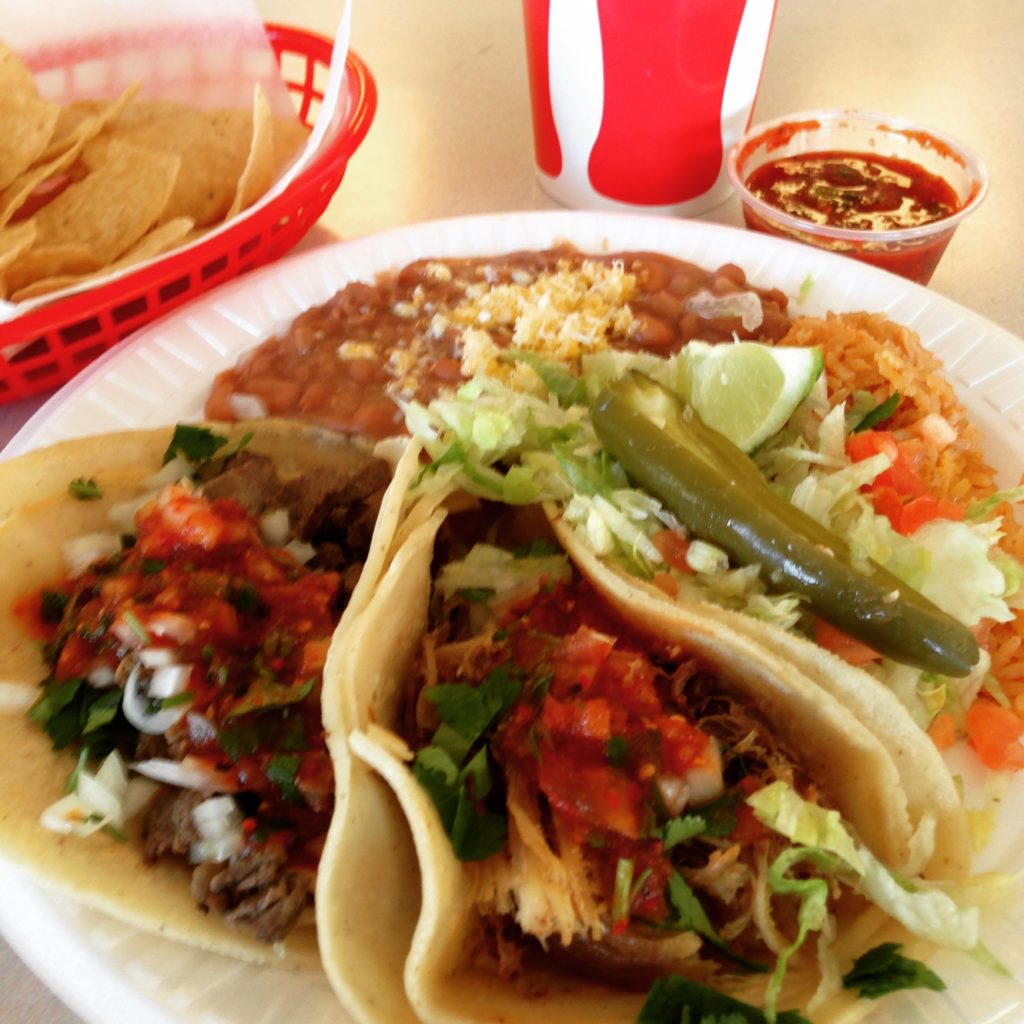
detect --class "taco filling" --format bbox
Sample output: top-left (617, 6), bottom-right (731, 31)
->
top-left (14, 427), bottom-right (390, 944)
top-left (383, 526), bottom-right (977, 1018)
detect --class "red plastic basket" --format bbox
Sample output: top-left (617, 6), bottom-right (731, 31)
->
top-left (0, 23), bottom-right (376, 404)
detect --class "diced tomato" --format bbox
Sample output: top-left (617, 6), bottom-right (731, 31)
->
top-left (847, 430), bottom-right (926, 497)
top-left (538, 753), bottom-right (643, 838)
top-left (651, 529), bottom-right (693, 573)
top-left (897, 494), bottom-right (964, 534)
top-left (598, 650), bottom-right (661, 715)
top-left (928, 712), bottom-right (958, 751)
top-left (871, 488), bottom-right (963, 535)
top-left (551, 625), bottom-right (616, 694)
top-left (731, 803), bottom-right (770, 844)
top-left (966, 701), bottom-right (1024, 771)
top-left (659, 715), bottom-right (712, 775)
top-left (299, 638), bottom-right (331, 676)
top-left (813, 616), bottom-right (881, 666)
top-left (541, 696), bottom-right (613, 743)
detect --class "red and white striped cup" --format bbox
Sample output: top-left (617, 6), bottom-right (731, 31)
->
top-left (522, 0), bottom-right (777, 215)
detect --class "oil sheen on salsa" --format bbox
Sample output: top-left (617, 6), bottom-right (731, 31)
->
top-left (745, 150), bottom-right (961, 231)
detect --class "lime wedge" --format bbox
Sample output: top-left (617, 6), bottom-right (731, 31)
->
top-left (677, 342), bottom-right (824, 452)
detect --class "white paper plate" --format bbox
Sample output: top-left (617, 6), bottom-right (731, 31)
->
top-left (3, 211), bottom-right (1024, 1024)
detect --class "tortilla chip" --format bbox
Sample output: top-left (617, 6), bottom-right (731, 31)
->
top-left (30, 137), bottom-right (180, 266)
top-left (0, 95), bottom-right (60, 191)
top-left (9, 218), bottom-right (195, 303)
top-left (225, 83), bottom-right (276, 221)
top-left (82, 101), bottom-right (255, 227)
top-left (0, 221), bottom-right (38, 298)
top-left (0, 84), bottom-right (139, 229)
top-left (274, 116), bottom-right (311, 171)
top-left (4, 244), bottom-right (101, 298)
top-left (10, 220), bottom-right (194, 302)
top-left (34, 82), bottom-right (140, 168)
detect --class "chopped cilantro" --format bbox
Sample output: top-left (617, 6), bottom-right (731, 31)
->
top-left (636, 975), bottom-right (809, 1024)
top-left (412, 663), bottom-right (523, 862)
top-left (40, 589), bottom-right (69, 624)
top-left (68, 477), bottom-right (102, 500)
top-left (665, 871), bottom-right (767, 973)
top-left (162, 424), bottom-right (230, 466)
top-left (842, 942), bottom-right (945, 999)
top-left (82, 690), bottom-right (122, 735)
top-left (140, 559), bottom-right (166, 576)
top-left (459, 587), bottom-right (495, 603)
top-left (607, 735), bottom-right (629, 767)
top-left (691, 792), bottom-right (740, 838)
top-left (228, 678), bottom-right (314, 718)
top-left (227, 581), bottom-right (270, 617)
top-left (853, 392), bottom-right (901, 433)
top-left (29, 677), bottom-right (124, 754)
top-left (663, 814), bottom-right (707, 849)
top-left (426, 664), bottom-right (523, 748)
top-left (265, 754), bottom-right (303, 804)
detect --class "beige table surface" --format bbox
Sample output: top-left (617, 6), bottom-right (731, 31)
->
top-left (3, 1), bottom-right (1023, 1021)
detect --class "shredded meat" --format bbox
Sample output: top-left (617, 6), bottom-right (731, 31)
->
top-left (190, 844), bottom-right (312, 943)
top-left (141, 788), bottom-right (205, 860)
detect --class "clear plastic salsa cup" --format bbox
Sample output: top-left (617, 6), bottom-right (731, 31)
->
top-left (725, 109), bottom-right (988, 284)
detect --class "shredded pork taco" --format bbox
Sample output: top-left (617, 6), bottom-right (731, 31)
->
top-left (0, 420), bottom-right (419, 964)
top-left (318, 491), bottom-right (978, 1024)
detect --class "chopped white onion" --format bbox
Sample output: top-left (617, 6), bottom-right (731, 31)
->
top-left (190, 795), bottom-right (245, 864)
top-left (260, 508), bottom-right (291, 547)
top-left (106, 491), bottom-right (158, 533)
top-left (62, 533), bottom-right (121, 576)
top-left (686, 288), bottom-right (764, 332)
top-left (147, 612), bottom-right (196, 644)
top-left (111, 615), bottom-right (148, 649)
top-left (139, 647), bottom-right (178, 670)
top-left (186, 712), bottom-right (218, 745)
top-left (284, 539), bottom-right (317, 564)
top-left (87, 665), bottom-right (117, 688)
top-left (40, 750), bottom-right (134, 837)
top-left (145, 455), bottom-right (193, 489)
top-left (40, 794), bottom-right (107, 837)
top-left (130, 756), bottom-right (231, 792)
top-left (121, 663), bottom-right (190, 734)
top-left (228, 393), bottom-right (267, 420)
top-left (148, 664), bottom-right (193, 699)
top-left (77, 770), bottom-right (125, 828)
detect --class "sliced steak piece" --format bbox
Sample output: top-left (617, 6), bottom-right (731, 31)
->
top-left (199, 451), bottom-right (282, 515)
top-left (191, 844), bottom-right (312, 943)
top-left (274, 457), bottom-right (389, 542)
top-left (141, 788), bottom-right (205, 860)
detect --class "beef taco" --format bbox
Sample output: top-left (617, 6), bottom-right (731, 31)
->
top-left (0, 420), bottom-right (420, 965)
top-left (317, 498), bottom-right (977, 1024)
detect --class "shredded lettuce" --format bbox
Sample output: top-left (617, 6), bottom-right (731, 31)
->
top-left (747, 782), bottom-right (863, 872)
top-left (436, 544), bottom-right (572, 605)
top-left (749, 782), bottom-right (981, 953)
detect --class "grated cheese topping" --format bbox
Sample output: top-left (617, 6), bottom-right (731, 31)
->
top-left (451, 259), bottom-right (636, 377)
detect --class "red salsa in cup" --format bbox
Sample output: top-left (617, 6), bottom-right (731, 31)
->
top-left (744, 151), bottom-right (961, 232)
